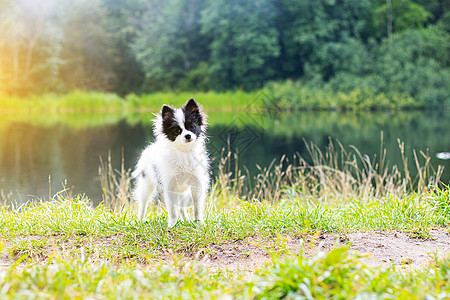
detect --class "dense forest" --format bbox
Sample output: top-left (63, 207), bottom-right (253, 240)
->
top-left (0, 0), bottom-right (449, 107)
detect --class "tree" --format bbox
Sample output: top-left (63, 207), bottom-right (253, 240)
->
top-left (374, 27), bottom-right (450, 106)
top-left (102, 0), bottom-right (146, 95)
top-left (371, 0), bottom-right (432, 40)
top-left (276, 0), bottom-right (372, 81)
top-left (0, 0), bottom-right (63, 94)
top-left (201, 0), bottom-right (280, 89)
top-left (58, 0), bottom-right (116, 91)
top-left (132, 0), bottom-right (209, 91)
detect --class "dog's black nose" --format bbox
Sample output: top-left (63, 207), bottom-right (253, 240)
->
top-left (185, 134), bottom-right (191, 140)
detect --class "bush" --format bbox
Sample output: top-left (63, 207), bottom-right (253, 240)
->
top-left (176, 62), bottom-right (212, 91)
top-left (263, 80), bottom-right (421, 110)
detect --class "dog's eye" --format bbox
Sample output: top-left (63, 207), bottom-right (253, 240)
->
top-left (176, 128), bottom-right (182, 135)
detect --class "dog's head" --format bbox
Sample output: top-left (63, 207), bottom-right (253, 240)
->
top-left (154, 98), bottom-right (207, 147)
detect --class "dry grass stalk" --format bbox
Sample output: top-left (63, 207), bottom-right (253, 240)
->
top-left (0, 189), bottom-right (13, 207)
top-left (214, 138), bottom-right (445, 203)
top-left (99, 140), bottom-right (445, 209)
top-left (98, 150), bottom-right (133, 211)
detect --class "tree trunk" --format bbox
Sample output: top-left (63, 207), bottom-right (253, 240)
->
top-left (25, 13), bottom-right (45, 77)
top-left (386, 0), bottom-right (392, 48)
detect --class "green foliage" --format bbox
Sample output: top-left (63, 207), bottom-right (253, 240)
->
top-left (276, 0), bottom-right (373, 81)
top-left (102, 0), bottom-right (146, 95)
top-left (371, 0), bottom-right (432, 38)
top-left (267, 24), bottom-right (450, 109)
top-left (264, 80), bottom-right (421, 110)
top-left (370, 27), bottom-right (450, 107)
top-left (133, 0), bottom-right (209, 91)
top-left (200, 0), bottom-right (280, 89)
top-left (439, 11), bottom-right (450, 32)
top-left (176, 62), bottom-right (212, 91)
top-left (58, 0), bottom-right (115, 92)
top-left (0, 0), bottom-right (448, 109)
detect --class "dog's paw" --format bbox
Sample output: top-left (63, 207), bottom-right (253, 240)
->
top-left (167, 218), bottom-right (178, 228)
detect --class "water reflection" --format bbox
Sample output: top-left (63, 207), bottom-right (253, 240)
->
top-left (0, 110), bottom-right (448, 205)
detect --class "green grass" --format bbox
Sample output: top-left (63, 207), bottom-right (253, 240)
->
top-left (0, 230), bottom-right (448, 299)
top-left (0, 90), bottom-right (265, 131)
top-left (0, 109), bottom-right (263, 131)
top-left (1, 80), bottom-right (438, 115)
top-left (125, 90), bottom-right (260, 110)
top-left (0, 91), bottom-right (125, 112)
top-left (0, 186), bottom-right (448, 298)
top-left (0, 90), bottom-right (261, 114)
top-left (1, 188), bottom-right (448, 259)
top-left (251, 246), bottom-right (450, 299)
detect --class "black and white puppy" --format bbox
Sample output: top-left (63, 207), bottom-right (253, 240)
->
top-left (132, 98), bottom-right (209, 227)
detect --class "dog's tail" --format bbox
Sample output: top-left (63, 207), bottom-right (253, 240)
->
top-left (132, 165), bottom-right (143, 179)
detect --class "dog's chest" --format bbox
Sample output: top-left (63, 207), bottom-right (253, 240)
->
top-left (170, 151), bottom-right (203, 173)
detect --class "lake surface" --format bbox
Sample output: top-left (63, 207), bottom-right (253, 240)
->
top-left (0, 109), bottom-right (449, 205)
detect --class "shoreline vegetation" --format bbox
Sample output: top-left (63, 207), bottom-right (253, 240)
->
top-left (1, 141), bottom-right (449, 298)
top-left (1, 81), bottom-right (449, 115)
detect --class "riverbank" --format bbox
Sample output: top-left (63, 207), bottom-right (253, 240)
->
top-left (0, 90), bottom-right (259, 113)
top-left (0, 190), bottom-right (449, 298)
top-left (2, 81), bottom-right (448, 114)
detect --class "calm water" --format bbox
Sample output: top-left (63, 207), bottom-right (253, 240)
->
top-left (0, 110), bottom-right (449, 205)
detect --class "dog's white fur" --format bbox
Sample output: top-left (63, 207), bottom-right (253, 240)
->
top-left (132, 100), bottom-right (209, 227)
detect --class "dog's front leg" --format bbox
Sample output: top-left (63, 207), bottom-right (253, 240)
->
top-left (191, 184), bottom-right (206, 225)
top-left (179, 192), bottom-right (190, 221)
top-left (164, 191), bottom-right (178, 228)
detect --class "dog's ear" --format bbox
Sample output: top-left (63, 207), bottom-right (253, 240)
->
top-left (161, 105), bottom-right (174, 119)
top-left (184, 98), bottom-right (199, 114)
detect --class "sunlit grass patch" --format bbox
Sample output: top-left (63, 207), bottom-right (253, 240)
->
top-left (0, 91), bottom-right (125, 113)
top-left (0, 189), bottom-right (448, 262)
top-left (7, 238), bottom-right (48, 261)
top-left (0, 249), bottom-right (240, 299)
top-left (1, 81), bottom-right (444, 117)
top-left (0, 196), bottom-right (109, 237)
top-left (126, 90), bottom-right (260, 111)
top-left (427, 185), bottom-right (450, 221)
top-left (0, 89), bottom-right (261, 114)
top-left (0, 243), bottom-right (448, 299)
top-left (250, 247), bottom-right (450, 299)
